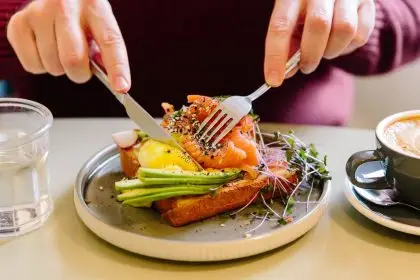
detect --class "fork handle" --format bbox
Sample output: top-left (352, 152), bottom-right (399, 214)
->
top-left (248, 50), bottom-right (301, 102)
top-left (247, 83), bottom-right (272, 102)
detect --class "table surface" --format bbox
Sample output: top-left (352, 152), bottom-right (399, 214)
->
top-left (1, 119), bottom-right (419, 280)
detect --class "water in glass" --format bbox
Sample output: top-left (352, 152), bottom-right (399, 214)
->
top-left (0, 99), bottom-right (53, 238)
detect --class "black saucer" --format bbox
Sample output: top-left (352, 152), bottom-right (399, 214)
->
top-left (344, 161), bottom-right (420, 235)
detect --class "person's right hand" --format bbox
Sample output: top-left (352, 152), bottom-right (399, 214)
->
top-left (6, 0), bottom-right (131, 93)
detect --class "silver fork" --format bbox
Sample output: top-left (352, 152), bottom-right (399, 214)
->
top-left (195, 50), bottom-right (301, 147)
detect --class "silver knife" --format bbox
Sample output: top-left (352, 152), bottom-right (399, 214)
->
top-left (90, 58), bottom-right (203, 170)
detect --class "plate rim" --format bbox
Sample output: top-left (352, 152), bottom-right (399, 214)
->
top-left (344, 176), bottom-right (420, 236)
top-left (73, 141), bottom-right (332, 261)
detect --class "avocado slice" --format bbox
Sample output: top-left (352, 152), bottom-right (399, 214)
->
top-left (138, 175), bottom-right (240, 185)
top-left (137, 167), bottom-right (242, 179)
top-left (117, 184), bottom-right (220, 201)
top-left (115, 179), bottom-right (146, 191)
top-left (122, 187), bottom-right (218, 206)
top-left (116, 189), bottom-right (153, 207)
top-left (117, 188), bottom-right (160, 201)
top-left (115, 173), bottom-right (236, 191)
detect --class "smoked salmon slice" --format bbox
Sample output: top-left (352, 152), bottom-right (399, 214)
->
top-left (161, 95), bottom-right (260, 170)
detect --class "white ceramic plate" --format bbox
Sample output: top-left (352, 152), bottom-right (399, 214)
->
top-left (344, 176), bottom-right (420, 236)
top-left (74, 143), bottom-right (331, 262)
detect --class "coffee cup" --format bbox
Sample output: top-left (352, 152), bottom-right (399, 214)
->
top-left (346, 110), bottom-right (420, 206)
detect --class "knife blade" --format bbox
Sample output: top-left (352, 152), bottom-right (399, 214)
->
top-left (90, 58), bottom-right (203, 170)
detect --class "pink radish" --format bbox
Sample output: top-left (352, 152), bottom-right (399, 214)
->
top-left (112, 130), bottom-right (138, 148)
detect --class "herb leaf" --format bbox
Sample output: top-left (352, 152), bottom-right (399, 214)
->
top-left (278, 218), bottom-right (288, 225)
top-left (286, 196), bottom-right (295, 215)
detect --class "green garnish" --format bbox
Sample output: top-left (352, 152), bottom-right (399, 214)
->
top-left (213, 95), bottom-right (230, 101)
top-left (273, 130), bottom-right (331, 183)
top-left (277, 218), bottom-right (288, 225)
top-left (135, 130), bottom-right (149, 139)
top-left (272, 130), bottom-right (331, 217)
top-left (286, 196), bottom-right (295, 215)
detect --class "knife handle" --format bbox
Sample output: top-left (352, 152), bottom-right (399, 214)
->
top-left (88, 39), bottom-right (107, 72)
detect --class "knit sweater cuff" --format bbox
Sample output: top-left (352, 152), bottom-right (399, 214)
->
top-left (331, 1), bottom-right (388, 75)
top-left (0, 0), bottom-right (27, 53)
top-left (0, 0), bottom-right (28, 77)
top-left (332, 0), bottom-right (420, 75)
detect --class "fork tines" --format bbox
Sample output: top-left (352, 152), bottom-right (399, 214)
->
top-left (195, 105), bottom-right (235, 147)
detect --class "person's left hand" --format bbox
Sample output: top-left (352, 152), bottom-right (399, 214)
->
top-left (264, 0), bottom-right (376, 87)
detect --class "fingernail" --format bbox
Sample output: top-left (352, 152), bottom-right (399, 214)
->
top-left (342, 43), bottom-right (358, 55)
top-left (300, 64), bottom-right (315, 74)
top-left (267, 71), bottom-right (281, 87)
top-left (115, 76), bottom-right (129, 93)
top-left (285, 68), bottom-right (298, 79)
top-left (323, 54), bottom-right (337, 60)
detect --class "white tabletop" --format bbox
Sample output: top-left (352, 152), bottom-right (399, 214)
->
top-left (1, 119), bottom-right (419, 280)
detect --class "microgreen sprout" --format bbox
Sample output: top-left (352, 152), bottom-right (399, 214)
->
top-left (241, 124), bottom-right (331, 236)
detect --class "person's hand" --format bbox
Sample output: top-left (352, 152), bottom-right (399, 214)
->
top-left (6, 0), bottom-right (130, 93)
top-left (264, 0), bottom-right (375, 87)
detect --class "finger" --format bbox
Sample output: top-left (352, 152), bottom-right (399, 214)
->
top-left (324, 0), bottom-right (359, 59)
top-left (285, 67), bottom-right (298, 79)
top-left (54, 1), bottom-right (91, 83)
top-left (264, 0), bottom-right (301, 87)
top-left (6, 10), bottom-right (45, 74)
top-left (85, 0), bottom-right (130, 93)
top-left (342, 0), bottom-right (376, 55)
top-left (27, 1), bottom-right (64, 76)
top-left (300, 0), bottom-right (334, 74)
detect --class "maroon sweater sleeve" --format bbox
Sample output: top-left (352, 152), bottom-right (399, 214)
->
top-left (333, 0), bottom-right (420, 75)
top-left (0, 0), bottom-right (27, 80)
top-left (1, 0), bottom-right (420, 79)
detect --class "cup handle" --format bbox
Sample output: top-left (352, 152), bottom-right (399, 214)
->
top-left (345, 149), bottom-right (390, 189)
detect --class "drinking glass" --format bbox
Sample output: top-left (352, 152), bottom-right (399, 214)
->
top-left (0, 98), bottom-right (53, 238)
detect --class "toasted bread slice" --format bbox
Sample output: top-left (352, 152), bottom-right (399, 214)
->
top-left (118, 143), bottom-right (142, 178)
top-left (155, 175), bottom-right (279, 226)
top-left (118, 144), bottom-right (296, 226)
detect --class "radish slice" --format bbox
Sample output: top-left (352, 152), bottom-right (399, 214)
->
top-left (112, 130), bottom-right (138, 148)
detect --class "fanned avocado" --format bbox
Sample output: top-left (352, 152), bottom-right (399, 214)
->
top-left (115, 168), bottom-right (241, 190)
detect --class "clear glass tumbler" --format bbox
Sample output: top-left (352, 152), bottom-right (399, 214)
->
top-left (0, 98), bottom-right (53, 238)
